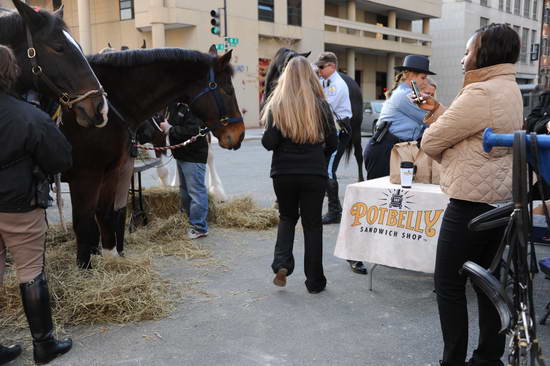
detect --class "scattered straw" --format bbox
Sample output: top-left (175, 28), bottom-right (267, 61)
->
top-left (126, 215), bottom-right (211, 259)
top-left (129, 186), bottom-right (278, 231)
top-left (0, 241), bottom-right (175, 330)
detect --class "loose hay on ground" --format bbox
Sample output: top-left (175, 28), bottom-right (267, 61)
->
top-left (126, 215), bottom-right (211, 259)
top-left (0, 241), bottom-right (175, 330)
top-left (130, 186), bottom-right (278, 230)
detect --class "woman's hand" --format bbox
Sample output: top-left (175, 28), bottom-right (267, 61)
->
top-left (411, 94), bottom-right (439, 112)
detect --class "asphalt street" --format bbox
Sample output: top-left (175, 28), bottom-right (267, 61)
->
top-left (2, 135), bottom-right (549, 366)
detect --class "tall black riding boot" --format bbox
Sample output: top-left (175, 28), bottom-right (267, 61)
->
top-left (0, 344), bottom-right (22, 365)
top-left (322, 179), bottom-right (342, 225)
top-left (20, 273), bottom-right (72, 365)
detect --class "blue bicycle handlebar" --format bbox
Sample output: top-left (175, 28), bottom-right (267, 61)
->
top-left (483, 128), bottom-right (550, 152)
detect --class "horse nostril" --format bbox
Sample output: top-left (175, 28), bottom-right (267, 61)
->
top-left (96, 100), bottom-right (105, 116)
top-left (238, 132), bottom-right (244, 144)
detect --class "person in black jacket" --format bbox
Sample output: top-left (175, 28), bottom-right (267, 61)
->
top-left (160, 103), bottom-right (209, 239)
top-left (0, 45), bottom-right (73, 365)
top-left (525, 89), bottom-right (550, 134)
top-left (261, 56), bottom-right (337, 294)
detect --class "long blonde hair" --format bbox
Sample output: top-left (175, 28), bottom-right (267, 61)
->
top-left (261, 56), bottom-right (326, 144)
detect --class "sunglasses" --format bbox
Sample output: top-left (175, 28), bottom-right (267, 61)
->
top-left (318, 64), bottom-right (333, 70)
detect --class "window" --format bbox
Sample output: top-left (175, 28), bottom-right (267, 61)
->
top-left (119, 0), bottom-right (134, 20)
top-left (533, 0), bottom-right (538, 19)
top-left (499, 0), bottom-right (504, 10)
top-left (258, 0), bottom-right (274, 22)
top-left (521, 27), bottom-right (529, 62)
top-left (545, 7), bottom-right (550, 24)
top-left (481, 0), bottom-right (488, 6)
top-left (287, 0), bottom-right (301, 26)
top-left (524, 0), bottom-right (530, 17)
top-left (531, 29), bottom-right (537, 62)
top-left (480, 16), bottom-right (489, 28)
top-left (514, 0), bottom-right (521, 15)
top-left (506, 0), bottom-right (512, 12)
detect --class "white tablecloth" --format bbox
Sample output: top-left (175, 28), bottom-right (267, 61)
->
top-left (334, 176), bottom-right (450, 274)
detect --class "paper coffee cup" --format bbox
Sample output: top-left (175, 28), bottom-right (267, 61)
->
top-left (400, 161), bottom-right (414, 188)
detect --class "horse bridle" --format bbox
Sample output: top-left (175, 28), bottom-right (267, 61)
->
top-left (188, 67), bottom-right (243, 133)
top-left (25, 27), bottom-right (105, 109)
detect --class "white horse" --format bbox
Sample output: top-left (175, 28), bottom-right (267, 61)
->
top-left (155, 137), bottom-right (228, 202)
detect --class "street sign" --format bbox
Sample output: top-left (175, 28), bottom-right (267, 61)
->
top-left (226, 37), bottom-right (239, 46)
top-left (531, 43), bottom-right (540, 62)
top-left (215, 43), bottom-right (225, 51)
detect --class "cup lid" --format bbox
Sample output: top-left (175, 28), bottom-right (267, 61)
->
top-left (401, 161), bottom-right (414, 168)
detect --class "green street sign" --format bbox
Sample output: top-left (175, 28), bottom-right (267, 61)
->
top-left (227, 37), bottom-right (239, 45)
top-left (215, 43), bottom-right (225, 51)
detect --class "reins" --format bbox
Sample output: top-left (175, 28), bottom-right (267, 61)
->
top-left (133, 66), bottom-right (242, 152)
top-left (25, 26), bottom-right (105, 109)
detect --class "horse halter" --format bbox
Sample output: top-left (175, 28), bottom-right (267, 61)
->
top-left (188, 67), bottom-right (243, 133)
top-left (25, 27), bottom-right (105, 109)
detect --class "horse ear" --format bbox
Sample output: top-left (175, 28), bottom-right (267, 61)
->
top-left (208, 44), bottom-right (218, 57)
top-left (301, 51), bottom-right (312, 58)
top-left (219, 49), bottom-right (233, 65)
top-left (12, 0), bottom-right (44, 30)
top-left (53, 4), bottom-right (64, 19)
top-left (141, 39), bottom-right (147, 49)
top-left (108, 42), bottom-right (113, 48)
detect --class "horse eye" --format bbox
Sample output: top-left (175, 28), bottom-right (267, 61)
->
top-left (53, 44), bottom-right (65, 53)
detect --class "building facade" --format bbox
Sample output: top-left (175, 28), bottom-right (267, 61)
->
top-left (430, 0), bottom-right (541, 105)
top-left (4, 0), bottom-right (442, 127)
top-left (540, 0), bottom-right (550, 88)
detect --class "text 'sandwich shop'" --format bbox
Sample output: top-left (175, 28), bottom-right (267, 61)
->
top-left (334, 179), bottom-right (449, 273)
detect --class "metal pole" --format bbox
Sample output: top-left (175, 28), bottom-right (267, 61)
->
top-left (224, 0), bottom-right (228, 37)
top-left (223, 0), bottom-right (228, 51)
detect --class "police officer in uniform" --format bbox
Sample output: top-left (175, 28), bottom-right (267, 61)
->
top-left (0, 45), bottom-right (73, 365)
top-left (315, 52), bottom-right (367, 275)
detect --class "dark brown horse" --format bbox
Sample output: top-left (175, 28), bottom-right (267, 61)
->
top-left (263, 48), bottom-right (364, 181)
top-left (61, 46), bottom-right (244, 268)
top-left (1, 0), bottom-right (107, 127)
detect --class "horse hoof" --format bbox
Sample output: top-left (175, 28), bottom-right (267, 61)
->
top-left (102, 247), bottom-right (119, 257)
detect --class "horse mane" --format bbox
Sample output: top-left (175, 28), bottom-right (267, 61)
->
top-left (0, 7), bottom-right (68, 44)
top-left (87, 48), bottom-right (216, 69)
top-left (0, 8), bottom-right (23, 43)
top-left (263, 48), bottom-right (299, 102)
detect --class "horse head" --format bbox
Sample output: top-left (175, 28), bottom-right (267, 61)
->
top-left (263, 48), bottom-right (311, 104)
top-left (182, 45), bottom-right (245, 150)
top-left (5, 0), bottom-right (108, 128)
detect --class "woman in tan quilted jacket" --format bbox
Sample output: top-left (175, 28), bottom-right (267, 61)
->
top-left (418, 24), bottom-right (522, 366)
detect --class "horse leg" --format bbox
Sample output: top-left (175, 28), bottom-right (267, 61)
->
top-left (207, 143), bottom-right (228, 201)
top-left (69, 173), bottom-right (102, 269)
top-left (354, 133), bottom-right (364, 182)
top-left (113, 158), bottom-right (134, 255)
top-left (352, 120), bottom-right (364, 182)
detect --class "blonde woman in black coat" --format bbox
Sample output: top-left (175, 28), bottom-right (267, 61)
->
top-left (262, 56), bottom-right (337, 294)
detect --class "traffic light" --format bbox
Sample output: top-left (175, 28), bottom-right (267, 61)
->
top-left (210, 9), bottom-right (221, 36)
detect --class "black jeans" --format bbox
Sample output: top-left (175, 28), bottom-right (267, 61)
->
top-left (363, 133), bottom-right (400, 180)
top-left (435, 199), bottom-right (506, 366)
top-left (272, 175), bottom-right (327, 291)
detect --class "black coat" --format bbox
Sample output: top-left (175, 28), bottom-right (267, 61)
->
top-left (526, 90), bottom-right (550, 134)
top-left (0, 92), bottom-right (72, 213)
top-left (167, 103), bottom-right (208, 164)
top-left (262, 99), bottom-right (337, 178)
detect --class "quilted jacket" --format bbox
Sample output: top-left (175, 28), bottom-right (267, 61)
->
top-left (421, 63), bottom-right (523, 203)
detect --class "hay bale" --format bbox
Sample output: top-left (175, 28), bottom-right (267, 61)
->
top-left (129, 187), bottom-right (278, 230)
top-left (130, 186), bottom-right (180, 219)
top-left (209, 196), bottom-right (279, 230)
top-left (0, 241), bottom-right (175, 330)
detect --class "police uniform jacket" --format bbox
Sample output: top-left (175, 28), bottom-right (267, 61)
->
top-left (0, 92), bottom-right (72, 213)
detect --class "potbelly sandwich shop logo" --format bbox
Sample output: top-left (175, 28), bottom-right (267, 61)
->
top-left (349, 189), bottom-right (444, 241)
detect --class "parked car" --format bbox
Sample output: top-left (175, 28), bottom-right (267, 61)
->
top-left (361, 100), bottom-right (384, 136)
